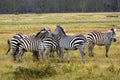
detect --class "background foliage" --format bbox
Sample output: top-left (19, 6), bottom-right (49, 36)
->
top-left (0, 0), bottom-right (120, 14)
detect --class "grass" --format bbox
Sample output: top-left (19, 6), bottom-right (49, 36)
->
top-left (0, 12), bottom-right (120, 80)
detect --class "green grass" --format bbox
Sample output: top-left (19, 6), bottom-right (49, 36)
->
top-left (0, 12), bottom-right (120, 80)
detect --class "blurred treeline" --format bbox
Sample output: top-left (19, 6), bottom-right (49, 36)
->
top-left (0, 0), bottom-right (119, 14)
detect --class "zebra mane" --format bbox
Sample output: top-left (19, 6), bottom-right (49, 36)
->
top-left (56, 25), bottom-right (66, 35)
top-left (13, 33), bottom-right (26, 39)
top-left (35, 28), bottom-right (47, 38)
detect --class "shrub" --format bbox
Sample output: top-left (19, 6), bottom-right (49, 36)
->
top-left (12, 63), bottom-right (57, 79)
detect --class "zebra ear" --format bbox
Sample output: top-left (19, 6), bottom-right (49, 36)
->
top-left (45, 27), bottom-right (50, 31)
top-left (64, 29), bottom-right (66, 32)
top-left (114, 28), bottom-right (117, 32)
top-left (57, 24), bottom-right (60, 26)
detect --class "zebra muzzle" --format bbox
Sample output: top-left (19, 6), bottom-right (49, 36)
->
top-left (114, 38), bottom-right (116, 42)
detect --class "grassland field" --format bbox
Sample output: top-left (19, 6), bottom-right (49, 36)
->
top-left (0, 12), bottom-right (120, 80)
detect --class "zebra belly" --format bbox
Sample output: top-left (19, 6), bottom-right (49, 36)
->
top-left (95, 41), bottom-right (105, 46)
top-left (60, 41), bottom-right (77, 50)
top-left (60, 37), bottom-right (84, 50)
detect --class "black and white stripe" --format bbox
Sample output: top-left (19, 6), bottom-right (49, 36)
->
top-left (39, 36), bottom-right (61, 61)
top-left (17, 27), bottom-right (52, 62)
top-left (6, 33), bottom-right (28, 60)
top-left (17, 35), bottom-right (39, 62)
top-left (87, 28), bottom-right (116, 57)
top-left (53, 25), bottom-right (87, 62)
top-left (6, 28), bottom-right (51, 62)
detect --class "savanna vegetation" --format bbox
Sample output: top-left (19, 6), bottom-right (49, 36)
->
top-left (0, 12), bottom-right (120, 80)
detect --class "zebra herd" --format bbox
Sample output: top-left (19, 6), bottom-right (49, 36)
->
top-left (6, 25), bottom-right (117, 63)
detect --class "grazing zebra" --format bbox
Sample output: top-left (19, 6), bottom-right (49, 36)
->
top-left (53, 25), bottom-right (87, 63)
top-left (87, 28), bottom-right (116, 57)
top-left (6, 27), bottom-right (51, 62)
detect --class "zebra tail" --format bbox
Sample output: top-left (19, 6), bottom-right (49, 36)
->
top-left (5, 40), bottom-right (11, 55)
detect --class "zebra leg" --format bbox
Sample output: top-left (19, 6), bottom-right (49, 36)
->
top-left (12, 48), bottom-right (17, 61)
top-left (32, 51), bottom-right (39, 61)
top-left (56, 48), bottom-right (62, 62)
top-left (50, 50), bottom-right (54, 58)
top-left (88, 42), bottom-right (95, 57)
top-left (57, 47), bottom-right (62, 58)
top-left (78, 45), bottom-right (86, 63)
top-left (17, 49), bottom-right (24, 62)
top-left (105, 44), bottom-right (110, 57)
top-left (46, 49), bottom-right (51, 61)
top-left (66, 50), bottom-right (70, 63)
top-left (60, 48), bottom-right (64, 62)
top-left (56, 50), bottom-right (60, 57)
top-left (57, 49), bottom-right (61, 59)
top-left (39, 49), bottom-right (44, 61)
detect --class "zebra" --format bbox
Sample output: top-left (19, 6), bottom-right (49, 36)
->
top-left (16, 27), bottom-right (53, 62)
top-left (5, 33), bottom-right (30, 61)
top-left (38, 35), bottom-right (61, 61)
top-left (17, 27), bottom-right (62, 62)
top-left (87, 28), bottom-right (116, 57)
top-left (6, 27), bottom-right (51, 62)
top-left (53, 25), bottom-right (87, 63)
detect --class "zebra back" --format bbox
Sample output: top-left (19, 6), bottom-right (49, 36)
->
top-left (10, 33), bottom-right (26, 48)
top-left (87, 31), bottom-right (106, 45)
top-left (53, 25), bottom-right (87, 46)
top-left (41, 36), bottom-right (60, 50)
top-left (87, 28), bottom-right (116, 45)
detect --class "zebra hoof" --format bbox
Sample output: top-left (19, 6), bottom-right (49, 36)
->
top-left (106, 55), bottom-right (108, 57)
top-left (61, 60), bottom-right (63, 63)
top-left (18, 60), bottom-right (22, 63)
top-left (91, 55), bottom-right (94, 57)
top-left (84, 53), bottom-right (85, 56)
top-left (89, 55), bottom-right (94, 57)
top-left (68, 60), bottom-right (70, 63)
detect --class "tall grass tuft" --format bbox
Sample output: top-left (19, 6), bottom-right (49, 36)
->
top-left (12, 63), bottom-right (57, 80)
top-left (62, 64), bottom-right (74, 73)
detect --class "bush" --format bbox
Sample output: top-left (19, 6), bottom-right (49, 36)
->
top-left (12, 63), bottom-right (57, 79)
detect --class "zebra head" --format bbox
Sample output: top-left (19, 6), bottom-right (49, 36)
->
top-left (35, 27), bottom-right (55, 40)
top-left (35, 27), bottom-right (51, 39)
top-left (44, 27), bottom-right (51, 32)
top-left (53, 25), bottom-right (66, 39)
top-left (44, 27), bottom-right (53, 37)
top-left (108, 28), bottom-right (116, 42)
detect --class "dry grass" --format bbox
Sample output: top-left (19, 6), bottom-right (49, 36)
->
top-left (0, 12), bottom-right (120, 80)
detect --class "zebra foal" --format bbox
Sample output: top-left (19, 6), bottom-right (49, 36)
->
top-left (87, 28), bottom-right (116, 57)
